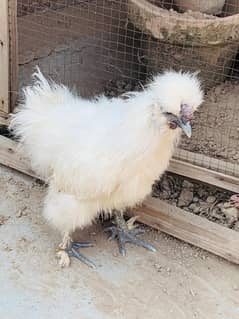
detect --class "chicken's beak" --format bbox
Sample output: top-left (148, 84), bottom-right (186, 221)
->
top-left (178, 120), bottom-right (192, 138)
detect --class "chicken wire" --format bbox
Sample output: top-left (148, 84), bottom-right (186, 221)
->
top-left (14, 0), bottom-right (239, 179)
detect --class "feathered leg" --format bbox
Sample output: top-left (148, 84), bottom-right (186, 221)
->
top-left (57, 232), bottom-right (96, 268)
top-left (105, 210), bottom-right (156, 256)
top-left (44, 187), bottom-right (96, 268)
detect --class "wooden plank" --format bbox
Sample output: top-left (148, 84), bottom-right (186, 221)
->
top-left (8, 0), bottom-right (18, 111)
top-left (0, 118), bottom-right (8, 126)
top-left (0, 112), bottom-right (9, 126)
top-left (0, 135), bottom-right (37, 179)
top-left (169, 156), bottom-right (239, 193)
top-left (132, 197), bottom-right (239, 264)
top-left (0, 0), bottom-right (10, 113)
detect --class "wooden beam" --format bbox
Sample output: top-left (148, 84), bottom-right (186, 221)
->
top-left (0, 135), bottom-right (37, 179)
top-left (0, 0), bottom-right (10, 113)
top-left (132, 197), bottom-right (239, 264)
top-left (8, 0), bottom-right (18, 111)
top-left (0, 118), bottom-right (8, 126)
top-left (0, 112), bottom-right (9, 126)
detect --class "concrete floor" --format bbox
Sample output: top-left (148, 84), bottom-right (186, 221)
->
top-left (0, 165), bottom-right (239, 319)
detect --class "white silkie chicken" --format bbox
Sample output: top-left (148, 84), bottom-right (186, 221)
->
top-left (10, 68), bottom-right (203, 267)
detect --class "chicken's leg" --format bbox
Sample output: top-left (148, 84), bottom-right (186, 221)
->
top-left (57, 233), bottom-right (96, 268)
top-left (105, 211), bottom-right (156, 256)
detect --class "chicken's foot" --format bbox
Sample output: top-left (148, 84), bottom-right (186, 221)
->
top-left (57, 233), bottom-right (96, 268)
top-left (105, 211), bottom-right (156, 256)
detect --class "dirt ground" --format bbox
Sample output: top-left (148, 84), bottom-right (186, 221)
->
top-left (0, 165), bottom-right (239, 319)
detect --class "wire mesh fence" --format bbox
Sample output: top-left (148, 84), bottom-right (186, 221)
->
top-left (14, 0), bottom-right (239, 179)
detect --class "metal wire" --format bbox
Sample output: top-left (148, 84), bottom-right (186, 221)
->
top-left (15, 0), bottom-right (239, 178)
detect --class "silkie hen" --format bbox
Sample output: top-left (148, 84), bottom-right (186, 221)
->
top-left (10, 68), bottom-right (203, 267)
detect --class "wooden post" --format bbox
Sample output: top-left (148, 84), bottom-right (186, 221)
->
top-left (9, 0), bottom-right (18, 111)
top-left (0, 0), bottom-right (10, 113)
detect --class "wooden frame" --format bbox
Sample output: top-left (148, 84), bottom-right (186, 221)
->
top-left (0, 0), bottom-right (18, 116)
top-left (9, 0), bottom-right (18, 111)
top-left (0, 135), bottom-right (36, 179)
top-left (0, 0), bottom-right (10, 113)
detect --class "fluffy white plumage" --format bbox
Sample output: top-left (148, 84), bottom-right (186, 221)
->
top-left (10, 68), bottom-right (203, 266)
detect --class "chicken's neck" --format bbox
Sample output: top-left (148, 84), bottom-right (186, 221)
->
top-left (124, 90), bottom-right (181, 157)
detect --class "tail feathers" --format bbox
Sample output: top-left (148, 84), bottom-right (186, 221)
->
top-left (21, 66), bottom-right (74, 110)
top-left (9, 67), bottom-right (74, 140)
top-left (31, 66), bottom-right (51, 91)
top-left (23, 66), bottom-right (52, 102)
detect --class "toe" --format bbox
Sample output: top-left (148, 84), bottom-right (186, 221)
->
top-left (127, 234), bottom-right (157, 252)
top-left (72, 242), bottom-right (94, 248)
top-left (71, 247), bottom-right (96, 269)
top-left (57, 250), bottom-right (71, 267)
top-left (118, 235), bottom-right (126, 256)
top-left (126, 216), bottom-right (139, 230)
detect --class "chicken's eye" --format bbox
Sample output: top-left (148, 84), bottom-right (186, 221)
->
top-left (169, 121), bottom-right (178, 130)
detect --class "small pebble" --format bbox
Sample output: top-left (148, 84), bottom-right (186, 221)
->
top-left (233, 221), bottom-right (239, 232)
top-left (206, 196), bottom-right (216, 204)
top-left (189, 203), bottom-right (200, 214)
top-left (0, 215), bottom-right (8, 225)
top-left (211, 208), bottom-right (223, 220)
top-left (193, 196), bottom-right (199, 203)
top-left (182, 180), bottom-right (194, 189)
top-left (154, 263), bottom-right (162, 271)
top-left (16, 207), bottom-right (28, 218)
top-left (178, 189), bottom-right (194, 207)
top-left (222, 206), bottom-right (239, 221)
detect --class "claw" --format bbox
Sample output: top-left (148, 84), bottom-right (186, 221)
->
top-left (105, 218), bottom-right (156, 256)
top-left (58, 241), bottom-right (96, 268)
top-left (70, 244), bottom-right (96, 269)
top-left (71, 242), bottom-right (94, 248)
top-left (104, 226), bottom-right (118, 240)
top-left (126, 234), bottom-right (156, 252)
top-left (129, 228), bottom-right (145, 236)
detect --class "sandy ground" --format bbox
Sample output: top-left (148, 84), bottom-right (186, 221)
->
top-left (0, 165), bottom-right (239, 319)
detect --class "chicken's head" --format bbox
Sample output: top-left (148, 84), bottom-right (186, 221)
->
top-left (149, 71), bottom-right (204, 138)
